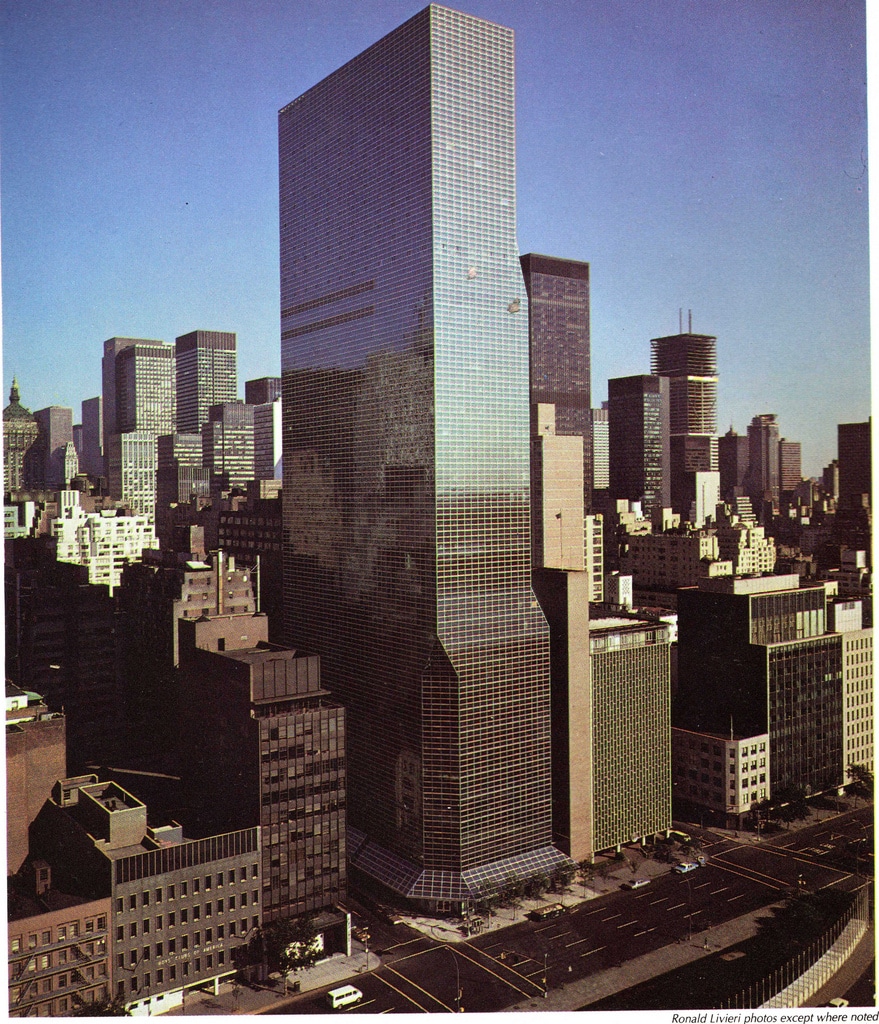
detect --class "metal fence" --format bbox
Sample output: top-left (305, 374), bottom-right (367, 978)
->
top-left (721, 887), bottom-right (870, 1009)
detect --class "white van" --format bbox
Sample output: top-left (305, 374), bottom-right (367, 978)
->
top-left (327, 985), bottom-right (363, 1010)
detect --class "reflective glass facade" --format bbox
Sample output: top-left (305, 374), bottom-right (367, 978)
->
top-left (279, 5), bottom-right (555, 900)
top-left (607, 374), bottom-right (670, 512)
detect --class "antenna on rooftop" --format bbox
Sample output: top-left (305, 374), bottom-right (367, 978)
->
top-left (679, 308), bottom-right (683, 333)
top-left (688, 309), bottom-right (693, 333)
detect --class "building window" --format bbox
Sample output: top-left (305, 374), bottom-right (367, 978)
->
top-left (155, 888), bottom-right (163, 904)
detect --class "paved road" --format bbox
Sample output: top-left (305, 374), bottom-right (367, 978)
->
top-left (272, 808), bottom-right (872, 1013)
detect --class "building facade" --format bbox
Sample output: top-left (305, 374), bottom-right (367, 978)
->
top-left (4, 380), bottom-right (40, 495)
top-left (676, 576), bottom-right (844, 796)
top-left (591, 406), bottom-right (609, 492)
top-left (202, 402), bottom-right (256, 492)
top-left (28, 406), bottom-right (74, 491)
top-left (107, 431), bottom-right (158, 521)
top-left (608, 374), bottom-right (670, 513)
top-left (178, 619), bottom-right (348, 930)
top-left (175, 331), bottom-right (238, 434)
top-left (589, 617), bottom-right (672, 853)
top-left (521, 253), bottom-right (591, 512)
top-left (279, 5), bottom-right (559, 907)
top-left (827, 600), bottom-right (874, 782)
top-left (744, 413), bottom-right (781, 518)
top-left (837, 420), bottom-right (871, 509)
top-left (115, 341), bottom-right (176, 436)
top-left (245, 377), bottom-right (281, 406)
top-left (718, 427), bottom-right (749, 502)
top-left (80, 397), bottom-right (104, 480)
top-left (253, 399), bottom-right (282, 481)
top-left (156, 433), bottom-right (209, 511)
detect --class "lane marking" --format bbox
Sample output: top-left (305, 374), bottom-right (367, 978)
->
top-left (581, 946), bottom-right (607, 958)
top-left (667, 902), bottom-right (686, 911)
top-left (648, 898), bottom-right (668, 906)
top-left (455, 943), bottom-right (540, 998)
top-left (374, 972), bottom-right (430, 1013)
top-left (617, 920), bottom-right (638, 929)
top-left (600, 913), bottom-right (622, 922)
top-left (709, 887), bottom-right (729, 895)
top-left (728, 894), bottom-right (744, 902)
top-left (694, 882), bottom-right (711, 890)
top-left (565, 937), bottom-right (593, 948)
top-left (683, 910), bottom-right (703, 919)
top-left (385, 964), bottom-right (454, 1014)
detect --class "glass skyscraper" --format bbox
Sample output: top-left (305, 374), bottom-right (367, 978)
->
top-left (279, 4), bottom-right (559, 907)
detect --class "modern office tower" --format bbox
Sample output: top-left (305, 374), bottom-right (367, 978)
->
top-left (178, 615), bottom-right (348, 933)
top-left (156, 433), bottom-right (209, 510)
top-left (676, 575), bottom-right (844, 796)
top-left (608, 374), bottom-right (670, 513)
top-left (245, 377), bottom-right (281, 406)
top-left (51, 494), bottom-right (157, 594)
top-left (217, 487), bottom-right (284, 641)
top-left (827, 599), bottom-right (873, 780)
top-left (117, 549), bottom-right (256, 760)
top-left (6, 685), bottom-right (66, 875)
top-left (8, 884), bottom-right (111, 1017)
top-left (115, 339), bottom-right (176, 435)
top-left (718, 427), bottom-right (749, 502)
top-left (29, 776), bottom-right (259, 1016)
top-left (589, 616), bottom-right (672, 852)
top-left (28, 406), bottom-right (74, 490)
top-left (80, 396), bottom-right (104, 479)
top-left (521, 254), bottom-right (591, 511)
top-left (530, 405), bottom-right (590, 860)
top-left (591, 406), bottom-right (609, 491)
top-left (175, 330), bottom-right (238, 434)
top-left (72, 423), bottom-right (83, 455)
top-left (253, 398), bottom-right (282, 480)
top-left (671, 727), bottom-right (770, 828)
top-left (3, 380), bottom-right (39, 494)
top-left (838, 420), bottom-right (872, 508)
top-left (101, 337), bottom-right (163, 451)
top-left (202, 402), bottom-right (255, 492)
top-left (5, 541), bottom-right (119, 770)
top-left (106, 430), bottom-right (158, 520)
top-left (779, 439), bottom-right (802, 493)
top-left (650, 332), bottom-right (718, 515)
top-left (744, 413), bottom-right (780, 518)
top-left (279, 5), bottom-right (558, 907)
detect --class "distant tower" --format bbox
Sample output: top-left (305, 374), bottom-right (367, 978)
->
top-left (650, 331), bottom-right (718, 516)
top-left (591, 405), bottom-right (609, 491)
top-left (175, 331), bottom-right (238, 433)
top-left (245, 376), bottom-right (281, 406)
top-left (80, 397), bottom-right (104, 479)
top-left (115, 340), bottom-right (176, 435)
top-left (521, 253), bottom-right (591, 511)
top-left (779, 438), bottom-right (802, 494)
top-left (3, 379), bottom-right (39, 494)
top-left (838, 420), bottom-right (872, 509)
top-left (30, 406), bottom-right (74, 489)
top-left (718, 427), bottom-right (749, 502)
top-left (744, 413), bottom-right (780, 518)
top-left (608, 374), bottom-right (670, 512)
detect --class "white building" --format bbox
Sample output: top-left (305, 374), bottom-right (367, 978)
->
top-left (253, 398), bottom-right (282, 481)
top-left (584, 514), bottom-right (604, 602)
top-left (828, 599), bottom-right (874, 783)
top-left (52, 494), bottom-right (156, 594)
top-left (107, 430), bottom-right (158, 522)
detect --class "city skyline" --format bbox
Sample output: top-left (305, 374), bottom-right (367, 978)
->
top-left (1, 0), bottom-right (870, 476)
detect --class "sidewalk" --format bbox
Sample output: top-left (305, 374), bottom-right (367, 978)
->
top-left (163, 947), bottom-right (377, 1015)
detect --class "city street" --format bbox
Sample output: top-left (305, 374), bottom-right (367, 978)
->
top-left (273, 807), bottom-right (872, 1013)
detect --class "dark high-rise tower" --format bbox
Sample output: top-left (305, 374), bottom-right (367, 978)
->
top-left (175, 330), bottom-right (238, 434)
top-left (521, 254), bottom-right (591, 510)
top-left (608, 374), bottom-right (670, 512)
top-left (838, 420), bottom-right (871, 508)
top-left (650, 332), bottom-right (718, 515)
top-left (279, 4), bottom-right (558, 907)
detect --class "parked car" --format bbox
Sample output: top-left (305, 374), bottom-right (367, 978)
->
top-left (673, 862), bottom-right (699, 874)
top-left (668, 830), bottom-right (692, 844)
top-left (621, 878), bottom-right (651, 890)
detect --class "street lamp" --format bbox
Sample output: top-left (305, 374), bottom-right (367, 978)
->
top-left (442, 947), bottom-right (462, 1012)
top-left (543, 952), bottom-right (548, 998)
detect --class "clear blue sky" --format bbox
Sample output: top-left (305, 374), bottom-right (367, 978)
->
top-left (1, 0), bottom-right (870, 475)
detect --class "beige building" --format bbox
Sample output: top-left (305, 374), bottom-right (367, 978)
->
top-left (584, 514), bottom-right (604, 601)
top-left (619, 530), bottom-right (731, 592)
top-left (672, 727), bottom-right (770, 827)
top-left (715, 519), bottom-right (777, 575)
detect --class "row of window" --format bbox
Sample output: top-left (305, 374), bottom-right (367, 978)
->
top-left (10, 918), bottom-right (106, 953)
top-left (117, 866), bottom-right (257, 912)
top-left (117, 917), bottom-right (257, 964)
